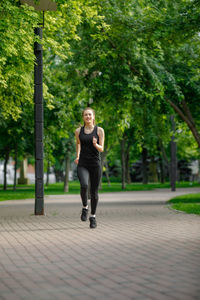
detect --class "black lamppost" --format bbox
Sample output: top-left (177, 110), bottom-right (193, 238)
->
top-left (20, 0), bottom-right (57, 215)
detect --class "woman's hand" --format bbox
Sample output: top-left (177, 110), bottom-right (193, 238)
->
top-left (74, 157), bottom-right (79, 165)
top-left (93, 137), bottom-right (97, 146)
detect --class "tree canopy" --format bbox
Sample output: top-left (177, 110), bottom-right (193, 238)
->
top-left (0, 0), bottom-right (200, 187)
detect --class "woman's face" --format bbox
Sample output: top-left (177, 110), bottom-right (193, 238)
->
top-left (83, 109), bottom-right (95, 125)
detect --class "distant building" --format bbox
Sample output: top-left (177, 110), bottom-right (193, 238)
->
top-left (0, 159), bottom-right (56, 185)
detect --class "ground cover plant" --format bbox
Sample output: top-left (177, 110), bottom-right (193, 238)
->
top-left (168, 193), bottom-right (200, 215)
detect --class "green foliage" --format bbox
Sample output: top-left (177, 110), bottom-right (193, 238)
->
top-left (168, 193), bottom-right (200, 204)
top-left (0, 0), bottom-right (38, 119)
top-left (1, 0), bottom-right (200, 185)
top-left (168, 193), bottom-right (200, 215)
top-left (175, 123), bottom-right (200, 160)
top-left (171, 203), bottom-right (200, 215)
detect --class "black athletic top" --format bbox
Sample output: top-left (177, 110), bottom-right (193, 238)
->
top-left (78, 126), bottom-right (101, 167)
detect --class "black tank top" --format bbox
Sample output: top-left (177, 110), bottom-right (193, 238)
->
top-left (78, 126), bottom-right (101, 167)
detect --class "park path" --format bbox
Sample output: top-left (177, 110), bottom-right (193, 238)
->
top-left (0, 188), bottom-right (200, 300)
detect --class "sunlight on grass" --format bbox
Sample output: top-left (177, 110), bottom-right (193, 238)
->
top-left (171, 203), bottom-right (200, 215)
top-left (168, 193), bottom-right (200, 215)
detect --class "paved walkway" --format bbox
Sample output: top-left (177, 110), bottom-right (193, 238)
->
top-left (0, 188), bottom-right (200, 300)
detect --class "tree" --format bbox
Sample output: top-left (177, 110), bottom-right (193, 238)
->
top-left (0, 0), bottom-right (39, 119)
top-left (44, 0), bottom-right (200, 186)
top-left (1, 0), bottom-right (200, 189)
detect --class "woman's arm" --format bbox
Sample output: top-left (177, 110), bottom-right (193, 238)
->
top-left (74, 128), bottom-right (81, 164)
top-left (93, 127), bottom-right (105, 152)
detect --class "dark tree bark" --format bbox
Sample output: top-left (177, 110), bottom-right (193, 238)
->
top-left (125, 145), bottom-right (131, 184)
top-left (104, 158), bottom-right (111, 186)
top-left (54, 169), bottom-right (64, 182)
top-left (157, 141), bottom-right (165, 183)
top-left (159, 140), bottom-right (170, 179)
top-left (64, 155), bottom-right (70, 192)
top-left (142, 147), bottom-right (148, 184)
top-left (46, 160), bottom-right (50, 187)
top-left (159, 155), bottom-right (165, 184)
top-left (121, 139), bottom-right (126, 189)
top-left (170, 115), bottom-right (177, 191)
top-left (13, 144), bottom-right (18, 191)
top-left (99, 149), bottom-right (109, 189)
top-left (4, 148), bottom-right (10, 191)
top-left (149, 156), bottom-right (158, 183)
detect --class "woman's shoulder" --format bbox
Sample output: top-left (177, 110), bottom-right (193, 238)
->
top-left (75, 127), bottom-right (82, 135)
top-left (97, 126), bottom-right (104, 135)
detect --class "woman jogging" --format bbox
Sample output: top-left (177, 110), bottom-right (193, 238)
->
top-left (74, 108), bottom-right (104, 228)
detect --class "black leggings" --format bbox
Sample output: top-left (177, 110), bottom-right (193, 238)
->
top-left (77, 165), bottom-right (101, 215)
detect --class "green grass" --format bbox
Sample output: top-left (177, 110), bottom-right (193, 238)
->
top-left (0, 181), bottom-right (200, 201)
top-left (168, 193), bottom-right (200, 215)
top-left (0, 187), bottom-right (35, 201)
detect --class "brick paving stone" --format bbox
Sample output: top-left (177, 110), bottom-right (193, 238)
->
top-left (0, 188), bottom-right (199, 300)
top-left (0, 293), bottom-right (22, 300)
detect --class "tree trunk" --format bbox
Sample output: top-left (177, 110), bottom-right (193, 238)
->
top-left (149, 157), bottom-right (158, 183)
top-left (13, 144), bottom-right (18, 191)
top-left (159, 156), bottom-right (165, 184)
top-left (121, 139), bottom-right (126, 189)
top-left (46, 160), bottom-right (50, 187)
top-left (159, 140), bottom-right (170, 179)
top-left (104, 158), bottom-right (111, 186)
top-left (142, 147), bottom-right (148, 184)
top-left (99, 150), bottom-right (108, 189)
top-left (170, 115), bottom-right (177, 191)
top-left (4, 149), bottom-right (10, 191)
top-left (198, 160), bottom-right (200, 184)
top-left (54, 169), bottom-right (64, 182)
top-left (64, 155), bottom-right (70, 192)
top-left (125, 145), bottom-right (131, 184)
top-left (17, 158), bottom-right (29, 184)
top-left (157, 141), bottom-right (165, 183)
